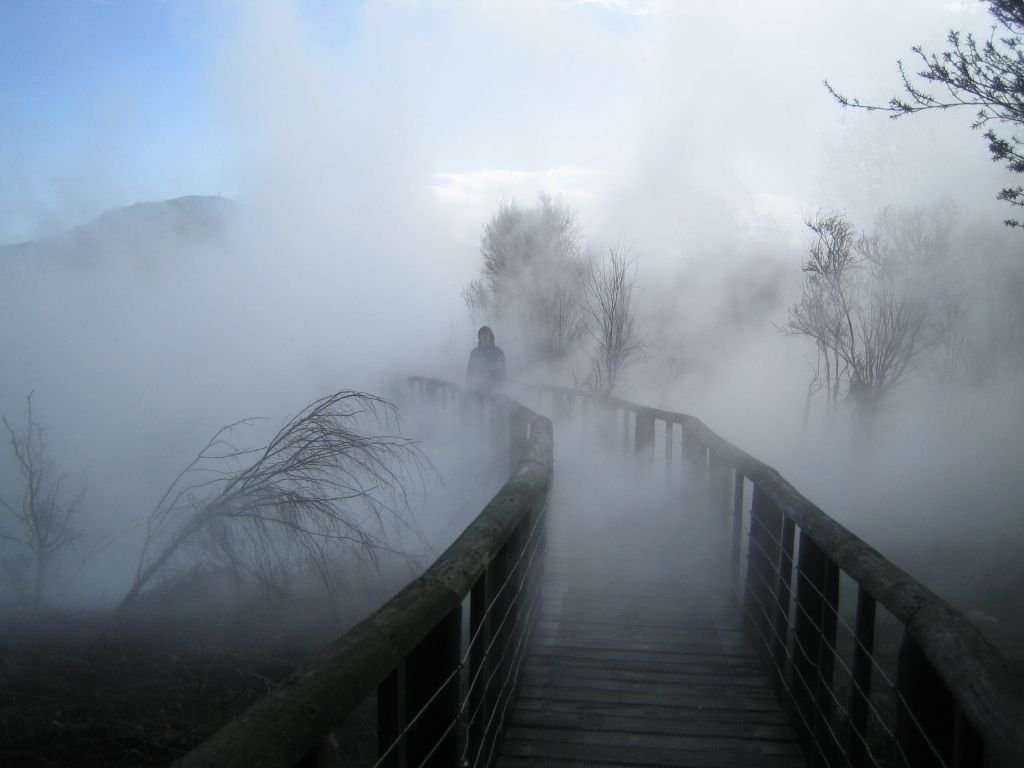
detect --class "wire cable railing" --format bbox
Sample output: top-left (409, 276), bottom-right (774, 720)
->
top-left (175, 376), bottom-right (552, 768)
top-left (536, 384), bottom-right (1024, 768)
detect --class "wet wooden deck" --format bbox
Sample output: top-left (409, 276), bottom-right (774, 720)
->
top-left (497, 458), bottom-right (807, 768)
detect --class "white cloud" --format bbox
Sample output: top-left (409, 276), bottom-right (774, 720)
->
top-left (431, 165), bottom-right (609, 207)
top-left (570, 0), bottom-right (658, 16)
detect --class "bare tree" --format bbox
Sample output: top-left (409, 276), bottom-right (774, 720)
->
top-left (826, 0), bottom-right (1024, 226)
top-left (786, 212), bottom-right (944, 445)
top-left (582, 247), bottom-right (644, 395)
top-left (116, 390), bottom-right (427, 614)
top-left (786, 214), bottom-right (857, 421)
top-left (867, 204), bottom-right (963, 379)
top-left (465, 194), bottom-right (587, 366)
top-left (0, 393), bottom-right (83, 608)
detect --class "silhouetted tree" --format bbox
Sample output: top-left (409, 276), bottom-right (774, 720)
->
top-left (787, 214), bottom-right (857, 422)
top-left (582, 247), bottom-right (644, 395)
top-left (464, 194), bottom-right (587, 366)
top-left (786, 212), bottom-right (945, 446)
top-left (826, 0), bottom-right (1024, 226)
top-left (116, 390), bottom-right (426, 614)
top-left (0, 393), bottom-right (83, 608)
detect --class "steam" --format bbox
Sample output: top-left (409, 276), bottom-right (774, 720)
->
top-left (1, 0), bottom-right (1022, 646)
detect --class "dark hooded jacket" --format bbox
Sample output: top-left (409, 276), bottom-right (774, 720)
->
top-left (466, 343), bottom-right (506, 392)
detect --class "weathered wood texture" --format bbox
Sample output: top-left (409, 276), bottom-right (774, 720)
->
top-left (497, 451), bottom-right (806, 768)
top-left (176, 379), bottom-right (552, 768)
top-left (537, 385), bottom-right (1024, 768)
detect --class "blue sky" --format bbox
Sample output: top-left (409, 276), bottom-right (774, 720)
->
top-left (0, 0), bottom-right (1004, 248)
top-left (1, 1), bottom-right (223, 239)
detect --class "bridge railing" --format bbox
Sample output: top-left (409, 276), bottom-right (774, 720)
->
top-left (538, 385), bottom-right (1024, 768)
top-left (176, 377), bottom-right (553, 768)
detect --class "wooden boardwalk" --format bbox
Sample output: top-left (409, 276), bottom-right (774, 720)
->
top-left (497, 456), bottom-right (807, 768)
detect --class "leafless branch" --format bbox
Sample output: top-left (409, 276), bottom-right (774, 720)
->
top-left (0, 393), bottom-right (83, 608)
top-left (116, 390), bottom-right (429, 614)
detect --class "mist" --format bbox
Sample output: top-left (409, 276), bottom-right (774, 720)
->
top-left (2, 5), bottom-right (1024, 758)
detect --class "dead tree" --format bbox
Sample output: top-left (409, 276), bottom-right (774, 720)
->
top-left (583, 247), bottom-right (644, 395)
top-left (786, 212), bottom-right (943, 447)
top-left (0, 393), bottom-right (83, 608)
top-left (786, 214), bottom-right (857, 419)
top-left (116, 390), bottom-right (427, 614)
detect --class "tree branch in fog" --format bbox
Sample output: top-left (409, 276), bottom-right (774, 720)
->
top-left (787, 213), bottom-right (857, 415)
top-left (785, 211), bottom-right (946, 444)
top-left (0, 393), bottom-right (83, 609)
top-left (825, 0), bottom-right (1024, 226)
top-left (582, 247), bottom-right (644, 396)
top-left (115, 390), bottom-right (428, 614)
top-left (465, 194), bottom-right (587, 367)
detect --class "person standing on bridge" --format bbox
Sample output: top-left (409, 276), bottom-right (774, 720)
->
top-left (466, 325), bottom-right (506, 393)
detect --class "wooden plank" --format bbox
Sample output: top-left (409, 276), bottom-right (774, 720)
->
top-left (504, 726), bottom-right (805, 757)
top-left (511, 703), bottom-right (784, 725)
top-left (499, 736), bottom-right (806, 768)
top-left (497, 471), bottom-right (806, 768)
top-left (508, 708), bottom-right (797, 739)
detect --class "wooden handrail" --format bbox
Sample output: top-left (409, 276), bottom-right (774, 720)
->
top-left (177, 378), bottom-right (552, 768)
top-left (537, 384), bottom-right (1024, 768)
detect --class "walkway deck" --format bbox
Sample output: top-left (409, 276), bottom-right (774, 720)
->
top-left (497, 454), bottom-right (807, 768)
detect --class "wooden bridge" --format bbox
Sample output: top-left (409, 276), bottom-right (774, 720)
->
top-left (176, 378), bottom-right (1024, 768)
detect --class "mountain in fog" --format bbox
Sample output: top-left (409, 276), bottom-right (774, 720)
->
top-left (0, 195), bottom-right (237, 270)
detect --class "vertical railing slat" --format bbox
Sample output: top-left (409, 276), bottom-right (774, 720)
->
top-left (406, 607), bottom-right (461, 768)
top-left (744, 485), bottom-right (781, 666)
top-left (897, 631), bottom-right (956, 768)
top-left (730, 472), bottom-right (744, 595)
top-left (848, 587), bottom-right (875, 768)
top-left (772, 516), bottom-right (796, 692)
top-left (467, 575), bottom-right (488, 764)
top-left (634, 410), bottom-right (655, 460)
top-left (792, 534), bottom-right (841, 767)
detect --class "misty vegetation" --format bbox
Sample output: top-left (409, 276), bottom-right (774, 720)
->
top-left (785, 208), bottom-right (949, 447)
top-left (464, 194), bottom-right (588, 367)
top-left (464, 194), bottom-right (643, 395)
top-left (2, 154), bottom-right (1022, 768)
top-left (827, 0), bottom-right (1024, 225)
top-left (0, 393), bottom-right (83, 610)
top-left (0, 388), bottom-right (428, 616)
top-left (117, 390), bottom-right (427, 615)
top-left (784, 202), bottom-right (1024, 448)
top-left (582, 248), bottom-right (645, 396)
top-left (3, 0), bottom-right (1024, 763)
top-left (0, 379), bottom-right (467, 765)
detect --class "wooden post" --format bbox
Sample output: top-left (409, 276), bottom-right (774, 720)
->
top-left (848, 587), bottom-right (875, 768)
top-left (771, 516), bottom-right (796, 692)
top-left (792, 534), bottom-right (840, 766)
top-left (508, 407), bottom-right (528, 474)
top-left (707, 454), bottom-right (733, 538)
top-left (680, 431), bottom-right (707, 515)
top-left (480, 545), bottom-right (509, 761)
top-left (663, 420), bottom-right (674, 474)
top-left (634, 409), bottom-right (655, 461)
top-left (406, 607), bottom-right (462, 768)
top-left (896, 631), bottom-right (956, 768)
top-left (744, 486), bottom-right (783, 671)
top-left (730, 472), bottom-right (744, 596)
top-left (467, 574), bottom-right (488, 764)
top-left (377, 667), bottom-right (403, 768)
top-left (811, 557), bottom-right (839, 767)
top-left (952, 705), bottom-right (984, 768)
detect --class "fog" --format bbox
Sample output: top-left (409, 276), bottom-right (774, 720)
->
top-left (1, 0), bottom-right (1023, 658)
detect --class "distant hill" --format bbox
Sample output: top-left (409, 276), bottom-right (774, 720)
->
top-left (0, 196), bottom-right (237, 269)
